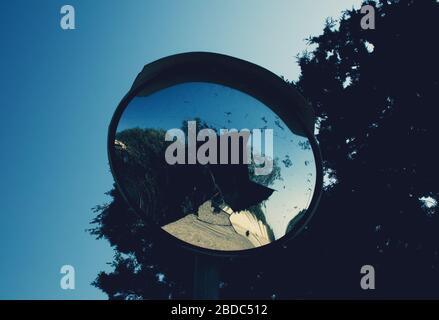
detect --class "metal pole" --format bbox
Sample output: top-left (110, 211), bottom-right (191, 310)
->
top-left (193, 254), bottom-right (220, 299)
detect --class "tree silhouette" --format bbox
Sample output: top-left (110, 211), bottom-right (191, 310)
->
top-left (289, 0), bottom-right (439, 298)
top-left (91, 0), bottom-right (439, 298)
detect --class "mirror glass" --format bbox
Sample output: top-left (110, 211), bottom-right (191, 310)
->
top-left (113, 82), bottom-right (316, 251)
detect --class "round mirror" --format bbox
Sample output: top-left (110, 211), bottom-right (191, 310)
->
top-left (108, 53), bottom-right (322, 254)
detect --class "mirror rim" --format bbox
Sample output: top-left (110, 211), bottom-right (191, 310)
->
top-left (108, 52), bottom-right (323, 257)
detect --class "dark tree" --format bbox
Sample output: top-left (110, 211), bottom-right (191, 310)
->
top-left (290, 0), bottom-right (439, 298)
top-left (91, 0), bottom-right (439, 298)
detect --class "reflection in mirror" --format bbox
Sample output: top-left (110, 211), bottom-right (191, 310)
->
top-left (113, 82), bottom-right (316, 251)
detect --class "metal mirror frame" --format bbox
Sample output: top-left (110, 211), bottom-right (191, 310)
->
top-left (108, 52), bottom-right (323, 257)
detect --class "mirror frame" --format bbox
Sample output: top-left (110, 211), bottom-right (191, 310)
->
top-left (108, 52), bottom-right (323, 257)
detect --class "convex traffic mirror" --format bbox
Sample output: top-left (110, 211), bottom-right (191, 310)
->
top-left (108, 53), bottom-right (323, 254)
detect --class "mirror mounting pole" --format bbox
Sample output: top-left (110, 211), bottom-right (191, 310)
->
top-left (193, 254), bottom-right (220, 299)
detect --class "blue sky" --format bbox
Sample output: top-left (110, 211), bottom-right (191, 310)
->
top-left (0, 0), bottom-right (361, 299)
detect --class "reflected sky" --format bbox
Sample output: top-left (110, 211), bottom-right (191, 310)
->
top-left (118, 82), bottom-right (316, 239)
